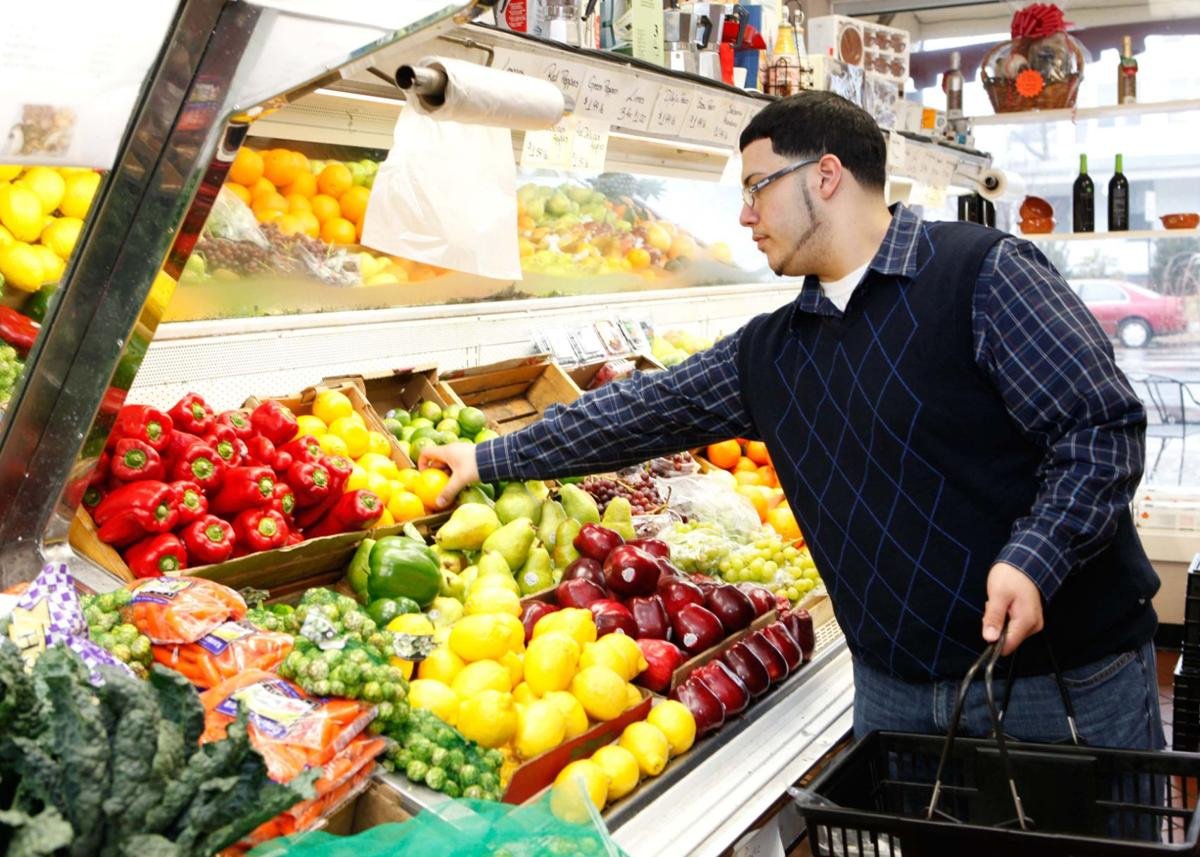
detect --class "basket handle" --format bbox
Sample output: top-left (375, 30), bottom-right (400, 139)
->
top-left (925, 622), bottom-right (1030, 830)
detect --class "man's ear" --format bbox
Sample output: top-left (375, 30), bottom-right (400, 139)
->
top-left (815, 154), bottom-right (845, 200)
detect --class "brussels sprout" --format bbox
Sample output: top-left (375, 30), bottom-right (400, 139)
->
top-left (457, 763), bottom-right (479, 786)
top-left (405, 759), bottom-right (429, 782)
top-left (442, 780), bottom-right (461, 799)
top-left (424, 766), bottom-right (447, 791)
top-left (463, 785), bottom-right (485, 800)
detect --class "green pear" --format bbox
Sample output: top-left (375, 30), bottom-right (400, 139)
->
top-left (495, 483), bottom-right (542, 525)
top-left (439, 570), bottom-right (465, 601)
top-left (458, 484), bottom-right (495, 508)
top-left (477, 550), bottom-right (514, 580)
top-left (481, 518), bottom-right (537, 572)
top-left (433, 545), bottom-right (466, 576)
top-left (553, 519), bottom-right (583, 569)
top-left (601, 496), bottom-right (637, 541)
top-left (560, 484), bottom-right (601, 524)
top-left (460, 565), bottom-right (478, 592)
top-left (427, 596), bottom-right (464, 629)
top-left (537, 499), bottom-right (567, 550)
top-left (525, 480), bottom-right (551, 502)
top-left (435, 503), bottom-right (501, 551)
top-left (517, 546), bottom-right (554, 595)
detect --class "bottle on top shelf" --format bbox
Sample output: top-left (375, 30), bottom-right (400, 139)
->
top-left (943, 50), bottom-right (965, 130)
top-left (767, 8), bottom-right (803, 97)
top-left (1118, 35), bottom-right (1138, 105)
top-left (1073, 154), bottom-right (1095, 233)
top-left (1108, 154), bottom-right (1129, 231)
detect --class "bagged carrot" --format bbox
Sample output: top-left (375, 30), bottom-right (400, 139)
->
top-left (152, 620), bottom-right (293, 689)
top-left (122, 576), bottom-right (246, 644)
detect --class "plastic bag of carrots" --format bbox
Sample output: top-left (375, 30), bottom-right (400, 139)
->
top-left (122, 576), bottom-right (246, 644)
top-left (153, 620), bottom-right (293, 689)
top-left (200, 669), bottom-right (376, 782)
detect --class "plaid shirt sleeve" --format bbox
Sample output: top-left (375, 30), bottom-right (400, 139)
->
top-left (973, 237), bottom-right (1147, 599)
top-left (476, 331), bottom-right (755, 482)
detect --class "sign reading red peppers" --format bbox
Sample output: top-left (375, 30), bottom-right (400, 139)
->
top-left (84, 394), bottom-right (384, 576)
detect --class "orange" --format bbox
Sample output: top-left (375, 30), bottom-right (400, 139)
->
top-left (320, 216), bottom-right (357, 245)
top-left (256, 208), bottom-right (284, 225)
top-left (736, 485), bottom-right (771, 522)
top-left (734, 470), bottom-right (764, 487)
top-left (412, 468), bottom-right (450, 511)
top-left (317, 163), bottom-right (353, 199)
top-left (338, 186), bottom-right (371, 223)
top-left (284, 171), bottom-right (317, 198)
top-left (388, 490), bottom-right (426, 523)
top-left (767, 506), bottom-right (803, 543)
top-left (290, 150), bottom-right (310, 176)
top-left (734, 456), bottom-right (758, 473)
top-left (745, 440), bottom-right (770, 465)
top-left (263, 149), bottom-right (302, 187)
top-left (757, 465), bottom-right (778, 488)
top-left (277, 213), bottom-right (307, 236)
top-left (310, 194), bottom-right (341, 224)
top-left (226, 183), bottom-right (252, 206)
top-left (228, 148), bottom-right (264, 186)
top-left (705, 439), bottom-right (740, 470)
top-left (250, 177), bottom-right (277, 202)
top-left (294, 210), bottom-right (320, 238)
top-left (252, 192), bottom-right (288, 217)
top-left (626, 247), bottom-right (651, 270)
top-left (284, 192), bottom-right (312, 214)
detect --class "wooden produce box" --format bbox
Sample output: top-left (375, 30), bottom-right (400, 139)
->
top-left (323, 365), bottom-right (446, 423)
top-left (567, 353), bottom-right (665, 393)
top-left (437, 355), bottom-right (579, 435)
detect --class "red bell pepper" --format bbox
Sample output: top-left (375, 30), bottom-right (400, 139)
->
top-left (250, 400), bottom-right (298, 445)
top-left (99, 386), bottom-right (127, 418)
top-left (215, 409), bottom-right (255, 440)
top-left (180, 515), bottom-right (235, 565)
top-left (203, 425), bottom-right (243, 469)
top-left (0, 306), bottom-right (39, 357)
top-left (245, 435), bottom-right (289, 471)
top-left (304, 490), bottom-right (383, 538)
top-left (209, 466), bottom-right (275, 516)
top-left (286, 532), bottom-right (304, 546)
top-left (169, 442), bottom-right (224, 493)
top-left (271, 482), bottom-right (296, 522)
top-left (170, 480), bottom-right (208, 525)
top-left (233, 508), bottom-right (289, 554)
top-left (91, 449), bottom-right (111, 485)
top-left (322, 454), bottom-right (353, 493)
top-left (279, 435), bottom-right (323, 466)
top-left (165, 430), bottom-right (199, 464)
top-left (111, 404), bottom-right (173, 452)
top-left (93, 481), bottom-right (178, 546)
top-left (82, 484), bottom-right (106, 513)
top-left (124, 533), bottom-right (188, 578)
top-left (110, 438), bottom-right (165, 482)
top-left (288, 460), bottom-right (332, 509)
top-left (168, 392), bottom-right (215, 435)
top-left (292, 453), bottom-right (354, 531)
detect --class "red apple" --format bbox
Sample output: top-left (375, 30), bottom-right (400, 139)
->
top-left (655, 557), bottom-right (683, 579)
top-left (520, 601), bottom-right (558, 644)
top-left (782, 609), bottom-right (815, 662)
top-left (628, 595), bottom-right (670, 640)
top-left (589, 599), bottom-right (638, 637)
top-left (671, 603), bottom-right (725, 654)
top-left (637, 638), bottom-right (684, 692)
top-left (574, 523), bottom-right (624, 561)
top-left (693, 660), bottom-right (750, 715)
top-left (671, 677), bottom-right (725, 735)
top-left (603, 545), bottom-right (661, 597)
top-left (562, 557), bottom-right (606, 589)
top-left (555, 578), bottom-right (607, 609)
top-left (743, 631), bottom-right (789, 684)
top-left (704, 584), bottom-right (756, 633)
top-left (628, 538), bottom-right (670, 559)
top-left (736, 583), bottom-right (776, 617)
top-left (762, 622), bottom-right (803, 672)
top-left (721, 641), bottom-right (771, 697)
top-left (657, 574), bottom-right (705, 614)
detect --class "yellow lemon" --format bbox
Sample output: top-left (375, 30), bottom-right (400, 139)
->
top-left (0, 165), bottom-right (20, 181)
top-left (329, 416), bottom-right (369, 459)
top-left (619, 721), bottom-right (670, 777)
top-left (512, 681), bottom-right (538, 705)
top-left (543, 690), bottom-right (590, 739)
top-left (40, 216), bottom-right (82, 260)
top-left (345, 464), bottom-right (369, 492)
top-left (0, 225), bottom-right (13, 246)
top-left (376, 508), bottom-right (396, 528)
top-left (501, 650), bottom-right (524, 687)
top-left (591, 633), bottom-right (648, 681)
top-left (294, 414), bottom-right (327, 437)
top-left (387, 490), bottom-right (425, 523)
top-left (550, 760), bottom-right (609, 823)
top-left (515, 698), bottom-right (567, 760)
top-left (364, 471), bottom-right (392, 504)
top-left (494, 613), bottom-right (527, 653)
top-left (397, 467), bottom-right (420, 489)
top-left (570, 665), bottom-right (627, 722)
top-left (19, 167), bottom-right (65, 214)
top-left (367, 431), bottom-right (392, 457)
top-left (386, 614), bottom-right (435, 636)
top-left (0, 243), bottom-right (45, 292)
top-left (464, 586), bottom-right (522, 618)
top-left (524, 632), bottom-right (580, 696)
top-left (646, 700), bottom-right (697, 757)
top-left (579, 641), bottom-right (629, 679)
top-left (59, 171), bottom-right (100, 219)
top-left (449, 614), bottom-right (512, 662)
top-left (452, 659), bottom-right (512, 696)
top-left (532, 608), bottom-right (597, 647)
top-left (591, 744), bottom-right (641, 801)
top-left (312, 389), bottom-right (353, 424)
top-left (316, 433), bottom-right (349, 457)
top-left (357, 451), bottom-right (399, 478)
top-left (417, 646), bottom-right (465, 684)
top-left (625, 683), bottom-right (643, 710)
top-left (30, 245), bottom-right (64, 282)
top-left (0, 184), bottom-right (45, 242)
top-left (457, 689), bottom-right (517, 748)
top-left (471, 571), bottom-right (520, 598)
top-left (407, 679), bottom-right (460, 725)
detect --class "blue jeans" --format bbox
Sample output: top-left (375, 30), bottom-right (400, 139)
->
top-left (852, 642), bottom-right (1165, 751)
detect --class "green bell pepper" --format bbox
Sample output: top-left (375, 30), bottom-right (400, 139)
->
top-left (357, 535), bottom-right (441, 608)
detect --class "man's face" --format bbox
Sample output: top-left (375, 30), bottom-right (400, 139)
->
top-left (739, 139), bottom-right (824, 277)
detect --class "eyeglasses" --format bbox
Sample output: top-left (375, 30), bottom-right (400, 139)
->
top-left (741, 158), bottom-right (820, 209)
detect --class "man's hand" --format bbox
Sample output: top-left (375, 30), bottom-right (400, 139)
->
top-left (981, 562), bottom-right (1044, 656)
top-left (418, 442), bottom-right (480, 509)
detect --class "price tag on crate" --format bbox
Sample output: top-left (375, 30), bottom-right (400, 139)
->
top-left (681, 91), bottom-right (724, 143)
top-left (570, 117), bottom-right (610, 172)
top-left (577, 69), bottom-right (633, 122)
top-left (649, 85), bottom-right (693, 136)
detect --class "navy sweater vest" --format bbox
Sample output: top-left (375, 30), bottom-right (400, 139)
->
top-left (737, 221), bottom-right (1158, 681)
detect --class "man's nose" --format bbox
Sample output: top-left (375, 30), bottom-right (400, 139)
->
top-left (739, 203), bottom-right (757, 228)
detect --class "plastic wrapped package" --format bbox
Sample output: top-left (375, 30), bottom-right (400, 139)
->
top-left (655, 474), bottom-right (760, 540)
top-left (121, 575), bottom-right (247, 644)
top-left (153, 619), bottom-right (294, 688)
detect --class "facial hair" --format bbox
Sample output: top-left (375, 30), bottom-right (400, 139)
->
top-left (772, 181), bottom-right (822, 277)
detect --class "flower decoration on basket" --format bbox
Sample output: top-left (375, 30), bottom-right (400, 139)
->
top-left (981, 3), bottom-right (1085, 112)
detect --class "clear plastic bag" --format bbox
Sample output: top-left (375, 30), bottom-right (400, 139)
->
top-left (655, 474), bottom-right (760, 540)
top-left (204, 186), bottom-right (270, 245)
top-left (153, 620), bottom-right (294, 689)
top-left (122, 576), bottom-right (247, 644)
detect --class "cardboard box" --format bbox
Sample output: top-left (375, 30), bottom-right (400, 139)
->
top-left (567, 354), bottom-right (665, 392)
top-left (324, 366), bottom-right (446, 423)
top-left (438, 356), bottom-right (579, 435)
top-left (321, 778), bottom-right (413, 835)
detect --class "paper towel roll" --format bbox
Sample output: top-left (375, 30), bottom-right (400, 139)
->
top-left (977, 167), bottom-right (1008, 201)
top-left (399, 56), bottom-right (565, 131)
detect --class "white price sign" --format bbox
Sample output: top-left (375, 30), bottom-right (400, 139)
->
top-left (649, 86), bottom-right (692, 135)
top-left (576, 70), bottom-right (631, 122)
top-left (570, 117), bottom-right (610, 172)
top-left (541, 60), bottom-right (587, 104)
top-left (492, 47), bottom-right (544, 78)
top-left (520, 119), bottom-right (573, 171)
top-left (614, 81), bottom-right (655, 132)
top-left (887, 131), bottom-right (908, 172)
top-left (712, 99), bottom-right (749, 148)
top-left (681, 91), bottom-right (724, 142)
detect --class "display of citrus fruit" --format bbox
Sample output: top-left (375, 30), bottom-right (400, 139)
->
top-left (456, 689), bottom-right (516, 749)
top-left (619, 721), bottom-right (670, 777)
top-left (449, 613), bottom-right (513, 662)
top-left (646, 700), bottom-right (696, 757)
top-left (524, 632), bottom-right (580, 696)
top-left (451, 659), bottom-right (512, 696)
top-left (417, 646), bottom-right (465, 684)
top-left (407, 679), bottom-right (460, 726)
top-left (591, 744), bottom-right (641, 801)
top-left (514, 698), bottom-right (567, 760)
top-left (229, 147), bottom-right (264, 186)
top-left (543, 690), bottom-right (590, 739)
top-left (550, 760), bottom-right (609, 823)
top-left (412, 468), bottom-right (450, 510)
top-left (571, 665), bottom-right (627, 722)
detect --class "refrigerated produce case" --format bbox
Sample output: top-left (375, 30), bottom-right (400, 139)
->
top-left (0, 2), bottom-right (1002, 852)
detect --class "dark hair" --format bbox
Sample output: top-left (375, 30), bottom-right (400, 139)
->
top-left (739, 92), bottom-right (887, 191)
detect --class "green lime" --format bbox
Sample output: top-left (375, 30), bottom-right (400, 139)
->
top-left (442, 404), bottom-right (463, 421)
top-left (411, 436), bottom-right (438, 456)
top-left (437, 432), bottom-right (459, 446)
top-left (436, 419), bottom-right (461, 437)
top-left (385, 408), bottom-right (411, 425)
top-left (411, 426), bottom-right (441, 444)
top-left (457, 407), bottom-right (487, 437)
top-left (418, 400), bottom-right (443, 423)
top-left (474, 428), bottom-right (500, 444)
top-left (399, 425), bottom-right (417, 442)
top-left (383, 418), bottom-right (405, 439)
top-left (410, 417), bottom-right (434, 431)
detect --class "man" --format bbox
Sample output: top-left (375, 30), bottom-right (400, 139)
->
top-left (424, 92), bottom-right (1164, 751)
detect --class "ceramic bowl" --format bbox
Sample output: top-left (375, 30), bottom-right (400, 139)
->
top-left (1161, 213), bottom-right (1200, 230)
top-left (1019, 196), bottom-right (1054, 220)
top-left (1019, 217), bottom-right (1055, 235)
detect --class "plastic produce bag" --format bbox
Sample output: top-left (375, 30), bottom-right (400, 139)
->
top-left (204, 185), bottom-right (270, 246)
top-left (656, 474), bottom-right (760, 540)
top-left (153, 619), bottom-right (294, 688)
top-left (122, 575), bottom-right (247, 644)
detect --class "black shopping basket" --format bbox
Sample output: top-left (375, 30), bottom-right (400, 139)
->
top-left (793, 627), bottom-right (1200, 856)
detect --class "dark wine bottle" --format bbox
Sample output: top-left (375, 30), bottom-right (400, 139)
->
top-left (1073, 154), bottom-right (1094, 233)
top-left (1108, 153), bottom-right (1129, 231)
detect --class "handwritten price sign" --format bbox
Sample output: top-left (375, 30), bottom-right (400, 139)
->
top-left (570, 117), bottom-right (610, 172)
top-left (615, 83), bottom-right (654, 132)
top-left (649, 86), bottom-right (692, 135)
top-left (577, 71), bottom-right (632, 121)
top-left (682, 92), bottom-right (722, 142)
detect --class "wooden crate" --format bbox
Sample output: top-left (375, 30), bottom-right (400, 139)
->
top-left (437, 355), bottom-right (579, 435)
top-left (323, 365), bottom-right (445, 421)
top-left (567, 353), bottom-right (665, 393)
